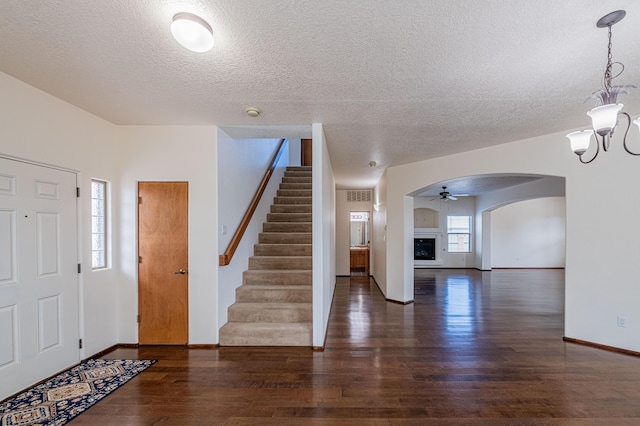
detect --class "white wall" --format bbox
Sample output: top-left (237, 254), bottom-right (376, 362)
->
top-left (335, 190), bottom-right (372, 275)
top-left (118, 126), bottom-right (218, 344)
top-left (491, 197), bottom-right (566, 268)
top-left (384, 129), bottom-right (640, 353)
top-left (217, 133), bottom-right (287, 327)
top-left (311, 123), bottom-right (336, 347)
top-left (371, 170), bottom-right (388, 296)
top-left (0, 72), bottom-right (120, 357)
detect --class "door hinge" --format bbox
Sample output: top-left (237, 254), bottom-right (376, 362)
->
top-left (79, 338), bottom-right (83, 349)
top-left (76, 187), bottom-right (80, 198)
top-left (137, 315), bottom-right (141, 323)
top-left (77, 263), bottom-right (81, 273)
top-left (138, 256), bottom-right (142, 264)
top-left (138, 196), bottom-right (142, 204)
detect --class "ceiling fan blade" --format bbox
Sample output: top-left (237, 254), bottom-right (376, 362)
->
top-left (447, 195), bottom-right (458, 201)
top-left (451, 193), bottom-right (469, 197)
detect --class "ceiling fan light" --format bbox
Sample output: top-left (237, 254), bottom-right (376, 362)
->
top-left (566, 129), bottom-right (594, 156)
top-left (587, 103), bottom-right (623, 136)
top-left (171, 12), bottom-right (214, 52)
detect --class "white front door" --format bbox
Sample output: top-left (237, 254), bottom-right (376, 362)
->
top-left (0, 158), bottom-right (80, 399)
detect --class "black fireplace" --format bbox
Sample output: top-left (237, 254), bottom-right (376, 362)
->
top-left (414, 238), bottom-right (436, 260)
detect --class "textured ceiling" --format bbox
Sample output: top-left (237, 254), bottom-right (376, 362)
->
top-left (414, 175), bottom-right (544, 197)
top-left (1, 1), bottom-right (639, 189)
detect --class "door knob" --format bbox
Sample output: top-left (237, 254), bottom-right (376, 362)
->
top-left (173, 269), bottom-right (187, 275)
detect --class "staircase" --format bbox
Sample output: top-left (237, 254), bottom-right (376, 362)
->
top-left (219, 166), bottom-right (312, 346)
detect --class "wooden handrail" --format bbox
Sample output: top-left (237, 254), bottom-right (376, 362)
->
top-left (219, 139), bottom-right (287, 266)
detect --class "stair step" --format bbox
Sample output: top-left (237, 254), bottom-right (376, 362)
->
top-left (219, 322), bottom-right (312, 346)
top-left (284, 171), bottom-right (312, 178)
top-left (286, 166), bottom-right (312, 171)
top-left (282, 177), bottom-right (312, 184)
top-left (259, 232), bottom-right (312, 244)
top-left (270, 204), bottom-right (312, 213)
top-left (267, 213), bottom-right (312, 222)
top-left (274, 196), bottom-right (312, 205)
top-left (263, 222), bottom-right (312, 232)
top-left (236, 284), bottom-right (312, 303)
top-left (249, 256), bottom-right (312, 270)
top-left (243, 269), bottom-right (312, 286)
top-left (228, 303), bottom-right (312, 323)
top-left (253, 244), bottom-right (312, 256)
top-left (279, 183), bottom-right (312, 190)
top-left (277, 189), bottom-right (312, 197)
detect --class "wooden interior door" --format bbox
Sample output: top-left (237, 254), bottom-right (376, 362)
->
top-left (138, 182), bottom-right (188, 344)
top-left (301, 139), bottom-right (312, 166)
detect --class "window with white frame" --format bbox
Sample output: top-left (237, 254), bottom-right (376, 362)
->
top-left (447, 215), bottom-right (471, 253)
top-left (91, 179), bottom-right (108, 269)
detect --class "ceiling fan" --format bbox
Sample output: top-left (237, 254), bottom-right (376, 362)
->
top-left (431, 186), bottom-right (468, 201)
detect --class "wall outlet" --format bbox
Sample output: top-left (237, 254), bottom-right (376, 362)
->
top-left (222, 225), bottom-right (228, 235)
top-left (617, 316), bottom-right (628, 328)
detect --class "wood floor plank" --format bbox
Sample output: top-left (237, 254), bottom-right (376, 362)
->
top-left (75, 269), bottom-right (640, 424)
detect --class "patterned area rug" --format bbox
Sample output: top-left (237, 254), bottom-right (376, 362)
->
top-left (0, 359), bottom-right (155, 426)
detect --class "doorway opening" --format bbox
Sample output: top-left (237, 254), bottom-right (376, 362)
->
top-left (349, 211), bottom-right (369, 276)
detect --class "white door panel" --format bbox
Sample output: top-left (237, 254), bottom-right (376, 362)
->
top-left (0, 158), bottom-right (79, 400)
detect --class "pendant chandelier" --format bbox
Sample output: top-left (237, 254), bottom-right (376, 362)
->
top-left (566, 10), bottom-right (639, 163)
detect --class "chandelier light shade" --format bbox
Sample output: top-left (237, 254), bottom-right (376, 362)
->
top-left (587, 103), bottom-right (623, 136)
top-left (171, 12), bottom-right (214, 52)
top-left (567, 10), bottom-right (640, 163)
top-left (566, 130), bottom-right (594, 156)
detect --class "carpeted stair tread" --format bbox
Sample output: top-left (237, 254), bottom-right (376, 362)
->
top-left (236, 285), bottom-right (312, 303)
top-left (277, 189), bottom-right (312, 197)
top-left (259, 232), bottom-right (312, 244)
top-left (228, 302), bottom-right (312, 323)
top-left (263, 222), bottom-right (312, 232)
top-left (284, 170), bottom-right (312, 178)
top-left (267, 212), bottom-right (312, 222)
top-left (253, 243), bottom-right (312, 256)
top-left (279, 183), bottom-right (312, 190)
top-left (274, 196), bottom-right (312, 205)
top-left (287, 166), bottom-right (312, 171)
top-left (270, 204), bottom-right (312, 213)
top-left (249, 255), bottom-right (312, 270)
top-left (219, 322), bottom-right (312, 346)
top-left (282, 177), bottom-right (312, 184)
top-left (243, 269), bottom-right (312, 285)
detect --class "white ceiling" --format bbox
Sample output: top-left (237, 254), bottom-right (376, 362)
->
top-left (413, 175), bottom-right (545, 197)
top-left (1, 1), bottom-right (639, 190)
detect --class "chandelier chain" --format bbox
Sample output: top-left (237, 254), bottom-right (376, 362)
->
top-left (604, 24), bottom-right (613, 91)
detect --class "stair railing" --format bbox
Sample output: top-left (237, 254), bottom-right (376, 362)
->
top-left (219, 138), bottom-right (287, 266)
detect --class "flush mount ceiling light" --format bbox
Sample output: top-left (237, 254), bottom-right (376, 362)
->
top-left (566, 10), bottom-right (640, 163)
top-left (171, 12), bottom-right (214, 52)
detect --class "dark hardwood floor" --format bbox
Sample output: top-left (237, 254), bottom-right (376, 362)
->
top-left (75, 269), bottom-right (640, 425)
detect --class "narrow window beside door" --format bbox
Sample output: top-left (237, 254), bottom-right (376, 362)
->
top-left (91, 179), bottom-right (108, 269)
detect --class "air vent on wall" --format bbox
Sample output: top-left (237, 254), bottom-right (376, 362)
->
top-left (346, 190), bottom-right (371, 202)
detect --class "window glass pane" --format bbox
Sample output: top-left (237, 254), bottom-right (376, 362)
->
top-left (91, 179), bottom-right (108, 269)
top-left (92, 216), bottom-right (105, 234)
top-left (91, 198), bottom-right (104, 217)
top-left (447, 215), bottom-right (471, 253)
top-left (448, 234), bottom-right (470, 252)
top-left (92, 233), bottom-right (105, 250)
